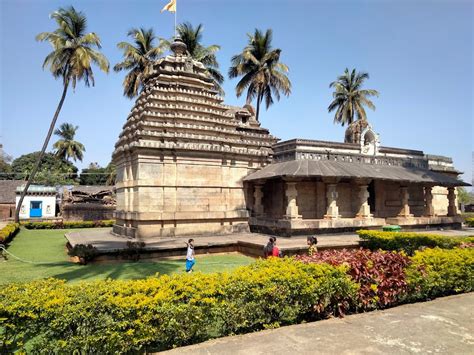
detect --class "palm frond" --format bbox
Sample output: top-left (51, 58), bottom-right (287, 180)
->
top-left (228, 28), bottom-right (291, 121)
top-left (328, 68), bottom-right (379, 126)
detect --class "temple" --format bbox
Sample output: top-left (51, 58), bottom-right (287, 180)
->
top-left (244, 119), bottom-right (468, 235)
top-left (113, 39), bottom-right (469, 239)
top-left (112, 39), bottom-right (277, 238)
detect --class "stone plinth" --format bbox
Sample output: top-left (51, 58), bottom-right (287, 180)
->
top-left (250, 216), bottom-right (386, 237)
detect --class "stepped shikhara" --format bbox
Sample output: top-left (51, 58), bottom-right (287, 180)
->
top-left (112, 39), bottom-right (278, 238)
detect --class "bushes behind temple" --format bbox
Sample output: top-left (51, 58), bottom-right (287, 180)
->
top-left (22, 219), bottom-right (115, 229)
top-left (465, 217), bottom-right (474, 227)
top-left (358, 230), bottom-right (474, 255)
top-left (0, 223), bottom-right (20, 244)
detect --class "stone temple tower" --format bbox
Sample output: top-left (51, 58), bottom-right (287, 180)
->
top-left (112, 38), bottom-right (278, 238)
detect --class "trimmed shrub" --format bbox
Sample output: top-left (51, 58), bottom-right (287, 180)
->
top-left (0, 223), bottom-right (20, 244)
top-left (296, 249), bottom-right (410, 310)
top-left (358, 230), bottom-right (474, 255)
top-left (22, 220), bottom-right (115, 230)
top-left (405, 247), bottom-right (474, 301)
top-left (67, 244), bottom-right (98, 265)
top-left (465, 217), bottom-right (474, 227)
top-left (123, 241), bottom-right (146, 261)
top-left (0, 258), bottom-right (357, 353)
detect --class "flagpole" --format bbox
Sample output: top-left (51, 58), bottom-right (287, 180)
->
top-left (174, 0), bottom-right (177, 38)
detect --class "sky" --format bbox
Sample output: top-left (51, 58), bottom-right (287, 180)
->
top-left (0, 0), bottom-right (473, 186)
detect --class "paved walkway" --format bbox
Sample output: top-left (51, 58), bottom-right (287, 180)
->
top-left (162, 293), bottom-right (474, 354)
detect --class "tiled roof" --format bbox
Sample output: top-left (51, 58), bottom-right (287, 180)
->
top-left (0, 180), bottom-right (24, 203)
top-left (69, 185), bottom-right (114, 194)
top-left (244, 160), bottom-right (470, 187)
top-left (15, 185), bottom-right (56, 193)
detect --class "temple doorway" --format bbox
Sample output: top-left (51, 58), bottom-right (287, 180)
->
top-left (368, 181), bottom-right (376, 215)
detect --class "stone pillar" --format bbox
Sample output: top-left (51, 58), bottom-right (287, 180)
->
top-left (447, 187), bottom-right (457, 216)
top-left (356, 184), bottom-right (372, 218)
top-left (398, 186), bottom-right (413, 218)
top-left (424, 186), bottom-right (435, 217)
top-left (324, 183), bottom-right (339, 219)
top-left (284, 182), bottom-right (301, 219)
top-left (253, 184), bottom-right (264, 216)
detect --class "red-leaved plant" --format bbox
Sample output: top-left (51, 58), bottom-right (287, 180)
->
top-left (296, 248), bottom-right (410, 310)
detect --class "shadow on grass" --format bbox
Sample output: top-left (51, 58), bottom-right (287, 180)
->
top-left (50, 260), bottom-right (184, 282)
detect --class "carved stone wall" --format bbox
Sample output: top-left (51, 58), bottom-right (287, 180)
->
top-left (112, 39), bottom-right (277, 238)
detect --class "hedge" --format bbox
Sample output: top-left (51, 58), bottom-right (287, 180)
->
top-left (358, 230), bottom-right (474, 255)
top-left (0, 258), bottom-right (357, 353)
top-left (2, 249), bottom-right (472, 353)
top-left (22, 220), bottom-right (115, 230)
top-left (466, 217), bottom-right (474, 228)
top-left (0, 223), bottom-right (20, 244)
top-left (296, 249), bottom-right (410, 310)
top-left (406, 248), bottom-right (474, 301)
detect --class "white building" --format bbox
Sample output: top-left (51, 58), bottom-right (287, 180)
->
top-left (15, 185), bottom-right (57, 219)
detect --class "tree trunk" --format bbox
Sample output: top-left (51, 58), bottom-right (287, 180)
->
top-left (255, 90), bottom-right (262, 122)
top-left (15, 82), bottom-right (69, 223)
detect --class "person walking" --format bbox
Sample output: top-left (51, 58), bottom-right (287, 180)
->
top-left (185, 238), bottom-right (195, 272)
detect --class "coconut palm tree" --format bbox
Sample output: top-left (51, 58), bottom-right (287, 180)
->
top-left (228, 29), bottom-right (291, 122)
top-left (15, 6), bottom-right (109, 223)
top-left (163, 22), bottom-right (224, 94)
top-left (328, 68), bottom-right (379, 126)
top-left (53, 123), bottom-right (85, 162)
top-left (114, 28), bottom-right (166, 98)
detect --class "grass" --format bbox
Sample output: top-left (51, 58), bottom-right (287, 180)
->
top-left (0, 228), bottom-right (255, 284)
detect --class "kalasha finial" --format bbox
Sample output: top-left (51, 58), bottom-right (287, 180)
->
top-left (170, 36), bottom-right (187, 56)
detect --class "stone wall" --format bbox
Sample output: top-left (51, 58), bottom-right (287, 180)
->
top-left (62, 203), bottom-right (115, 221)
top-left (114, 154), bottom-right (264, 238)
top-left (0, 204), bottom-right (15, 221)
top-left (294, 182), bottom-right (316, 219)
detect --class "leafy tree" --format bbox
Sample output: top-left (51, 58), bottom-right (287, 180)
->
top-left (229, 29), bottom-right (291, 122)
top-left (164, 22), bottom-right (224, 94)
top-left (457, 187), bottom-right (473, 206)
top-left (79, 162), bottom-right (115, 186)
top-left (105, 163), bottom-right (117, 186)
top-left (11, 152), bottom-right (78, 185)
top-left (114, 28), bottom-right (166, 98)
top-left (0, 146), bottom-right (13, 180)
top-left (16, 6), bottom-right (109, 222)
top-left (328, 68), bottom-right (379, 126)
top-left (53, 123), bottom-right (85, 162)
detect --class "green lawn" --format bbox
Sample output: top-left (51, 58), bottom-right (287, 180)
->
top-left (0, 228), bottom-right (254, 284)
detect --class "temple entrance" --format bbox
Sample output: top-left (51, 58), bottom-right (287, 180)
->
top-left (368, 181), bottom-right (376, 215)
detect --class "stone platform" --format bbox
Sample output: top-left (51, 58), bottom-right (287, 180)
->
top-left (65, 227), bottom-right (473, 263)
top-left (65, 229), bottom-right (361, 262)
top-left (249, 216), bottom-right (463, 237)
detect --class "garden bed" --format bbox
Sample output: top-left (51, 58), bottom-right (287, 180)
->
top-left (1, 245), bottom-right (473, 353)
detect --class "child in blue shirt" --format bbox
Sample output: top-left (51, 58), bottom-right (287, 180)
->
top-left (185, 238), bottom-right (195, 272)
